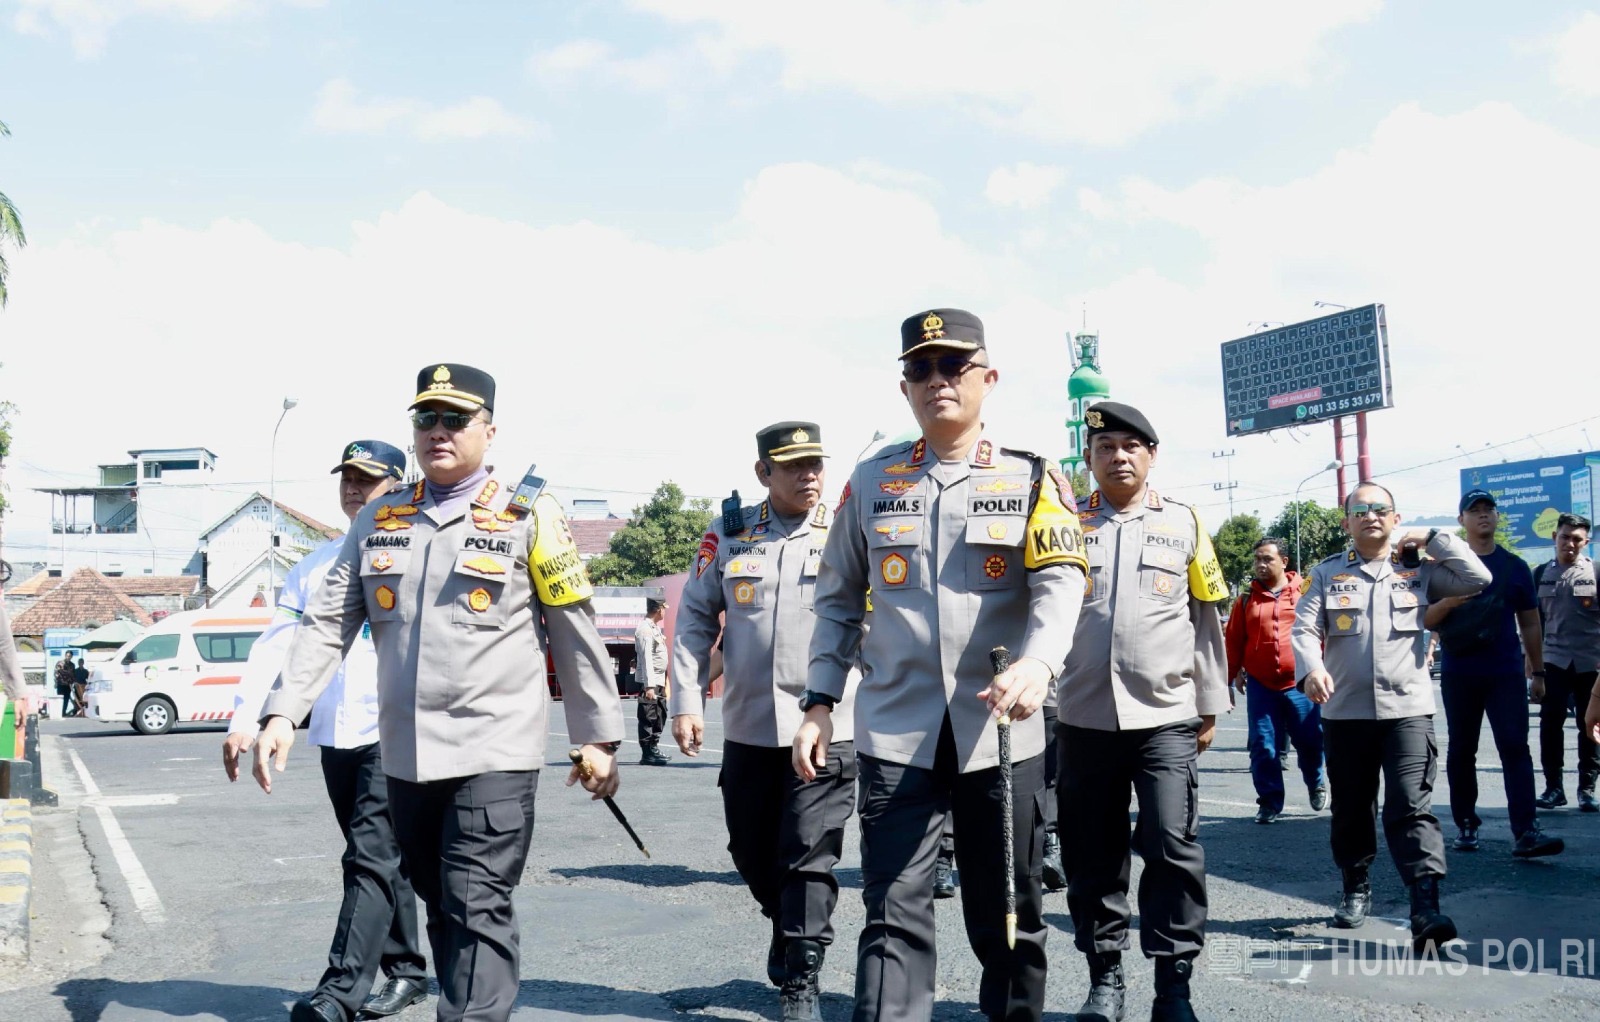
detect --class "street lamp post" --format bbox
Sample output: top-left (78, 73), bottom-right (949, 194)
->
top-left (268, 397), bottom-right (299, 600)
top-left (1294, 459), bottom-right (1343, 573)
top-left (855, 430), bottom-right (887, 463)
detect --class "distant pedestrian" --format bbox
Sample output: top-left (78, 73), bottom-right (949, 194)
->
top-left (55, 652), bottom-right (75, 717)
top-left (73, 657), bottom-right (89, 717)
top-left (1428, 490), bottom-right (1561, 857)
top-left (1533, 512), bottom-right (1600, 813)
top-left (635, 598), bottom-right (671, 766)
top-left (1224, 537), bottom-right (1326, 825)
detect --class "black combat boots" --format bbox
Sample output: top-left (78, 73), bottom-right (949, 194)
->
top-left (766, 918), bottom-right (785, 986)
top-left (1076, 951), bottom-right (1125, 1022)
top-left (1333, 866), bottom-right (1371, 928)
top-left (1150, 955), bottom-right (1200, 1022)
top-left (1408, 876), bottom-right (1457, 953)
top-left (780, 939), bottom-right (824, 1022)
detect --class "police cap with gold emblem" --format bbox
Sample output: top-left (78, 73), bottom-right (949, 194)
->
top-left (330, 439), bottom-right (407, 481)
top-left (1084, 400), bottom-right (1159, 446)
top-left (408, 363), bottom-right (496, 413)
top-left (900, 308), bottom-right (985, 360)
top-left (758, 421), bottom-right (828, 463)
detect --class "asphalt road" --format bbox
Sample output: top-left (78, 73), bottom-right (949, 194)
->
top-left (3, 692), bottom-right (1599, 1021)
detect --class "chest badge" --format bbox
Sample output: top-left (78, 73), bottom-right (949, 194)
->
top-left (373, 504), bottom-right (417, 532)
top-left (1154, 575), bottom-right (1173, 595)
top-left (984, 554), bottom-right (1007, 580)
top-left (467, 587), bottom-right (493, 613)
top-left (881, 552), bottom-right (909, 586)
top-left (879, 479), bottom-right (917, 495)
top-left (733, 581), bottom-right (756, 605)
top-left (987, 522), bottom-right (1008, 541)
top-left (1335, 613), bottom-right (1353, 631)
top-left (463, 556), bottom-right (507, 576)
top-left (371, 552), bottom-right (394, 573)
top-left (374, 585), bottom-right (396, 611)
top-left (875, 524), bottom-right (915, 538)
top-left (471, 508), bottom-right (517, 533)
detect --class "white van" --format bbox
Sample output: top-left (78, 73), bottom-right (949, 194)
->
top-left (86, 609), bottom-right (272, 735)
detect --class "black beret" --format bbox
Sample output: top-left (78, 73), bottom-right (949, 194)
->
top-left (330, 439), bottom-right (407, 481)
top-left (409, 363), bottom-right (496, 413)
top-left (900, 308), bottom-right (985, 360)
top-left (1084, 401), bottom-right (1159, 446)
top-left (758, 421), bottom-right (827, 463)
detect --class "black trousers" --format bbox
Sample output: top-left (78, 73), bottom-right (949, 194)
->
top-left (1323, 716), bottom-right (1446, 883)
top-left (854, 718), bottom-right (1046, 1022)
top-left (317, 744), bottom-right (427, 1018)
top-left (637, 691), bottom-right (667, 748)
top-left (720, 741), bottom-right (856, 953)
top-left (938, 708), bottom-right (1057, 862)
top-left (1539, 664), bottom-right (1599, 793)
top-left (388, 770), bottom-right (539, 1022)
top-left (1058, 720), bottom-right (1207, 959)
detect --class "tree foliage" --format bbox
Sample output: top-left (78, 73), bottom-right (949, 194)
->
top-left (1267, 500), bottom-right (1348, 574)
top-left (585, 482), bottom-right (714, 586)
top-left (1211, 513), bottom-right (1263, 592)
top-left (0, 119), bottom-right (26, 309)
top-left (1068, 466), bottom-right (1091, 501)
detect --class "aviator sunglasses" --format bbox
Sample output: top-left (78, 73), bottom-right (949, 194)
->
top-left (1347, 503), bottom-right (1393, 517)
top-left (411, 409), bottom-right (481, 431)
top-left (902, 354), bottom-right (980, 383)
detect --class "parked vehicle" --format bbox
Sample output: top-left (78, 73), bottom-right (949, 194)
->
top-left (85, 609), bottom-right (270, 735)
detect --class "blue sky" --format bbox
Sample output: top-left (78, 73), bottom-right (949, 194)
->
top-left (2, 1), bottom-right (1599, 561)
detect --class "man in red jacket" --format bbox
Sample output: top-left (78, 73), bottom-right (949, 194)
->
top-left (1225, 537), bottom-right (1328, 824)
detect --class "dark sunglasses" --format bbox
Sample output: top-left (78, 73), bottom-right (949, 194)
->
top-left (1348, 503), bottom-right (1393, 517)
top-left (411, 409), bottom-right (480, 431)
top-left (902, 355), bottom-right (979, 383)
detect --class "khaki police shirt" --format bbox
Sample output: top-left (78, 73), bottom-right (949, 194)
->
top-left (263, 472), bottom-right (625, 783)
top-left (671, 499), bottom-right (858, 748)
top-left (1293, 532), bottom-right (1490, 720)
top-left (1057, 489), bottom-right (1231, 731)
top-left (1536, 556), bottom-right (1600, 672)
top-left (808, 436), bottom-right (1087, 773)
top-left (634, 618), bottom-right (666, 690)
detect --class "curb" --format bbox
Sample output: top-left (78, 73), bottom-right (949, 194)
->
top-left (0, 797), bottom-right (32, 961)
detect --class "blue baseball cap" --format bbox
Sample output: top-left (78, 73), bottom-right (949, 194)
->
top-left (1459, 489), bottom-right (1496, 514)
top-left (331, 440), bottom-right (407, 481)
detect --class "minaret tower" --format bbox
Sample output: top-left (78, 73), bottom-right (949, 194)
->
top-left (1063, 330), bottom-right (1111, 473)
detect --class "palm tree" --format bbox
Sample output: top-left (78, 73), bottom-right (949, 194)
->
top-left (0, 119), bottom-right (26, 308)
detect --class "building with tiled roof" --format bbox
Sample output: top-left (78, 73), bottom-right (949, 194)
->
top-left (10, 568), bottom-right (154, 638)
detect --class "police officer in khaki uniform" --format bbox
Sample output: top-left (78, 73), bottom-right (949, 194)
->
top-left (1293, 481), bottom-right (1490, 954)
top-left (672, 421), bottom-right (859, 1022)
top-left (635, 598), bottom-right (672, 765)
top-left (1057, 401), bottom-right (1230, 1022)
top-left (796, 309), bottom-right (1087, 1022)
top-left (1533, 512), bottom-right (1600, 811)
top-left (253, 363), bottom-right (625, 1022)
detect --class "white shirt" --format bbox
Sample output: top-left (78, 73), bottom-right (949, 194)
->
top-left (229, 537), bottom-right (380, 749)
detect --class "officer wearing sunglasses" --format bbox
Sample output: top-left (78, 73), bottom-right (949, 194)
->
top-left (1292, 482), bottom-right (1490, 955)
top-left (796, 307), bottom-right (1088, 1022)
top-left (251, 362), bottom-right (625, 1022)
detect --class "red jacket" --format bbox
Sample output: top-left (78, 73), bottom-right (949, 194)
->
top-left (1224, 572), bottom-right (1300, 690)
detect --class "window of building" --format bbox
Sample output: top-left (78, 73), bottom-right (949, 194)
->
top-left (194, 632), bottom-right (262, 663)
top-left (142, 462), bottom-right (162, 480)
top-left (122, 633), bottom-right (180, 664)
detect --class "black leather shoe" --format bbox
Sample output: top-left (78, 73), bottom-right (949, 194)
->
top-left (290, 996), bottom-right (347, 1022)
top-left (933, 855), bottom-right (957, 899)
top-left (1042, 832), bottom-right (1067, 892)
top-left (1333, 868), bottom-right (1371, 929)
top-left (1580, 789), bottom-right (1599, 813)
top-left (1452, 826), bottom-right (1479, 852)
top-left (1309, 783), bottom-right (1329, 812)
top-left (639, 744), bottom-right (672, 766)
top-left (1254, 806), bottom-right (1279, 825)
top-left (1077, 951), bottom-right (1125, 1022)
top-left (1408, 876), bottom-right (1457, 953)
top-left (1535, 787), bottom-right (1567, 809)
top-left (1150, 955), bottom-right (1200, 1022)
top-left (360, 976), bottom-right (428, 1018)
top-left (767, 919), bottom-right (786, 987)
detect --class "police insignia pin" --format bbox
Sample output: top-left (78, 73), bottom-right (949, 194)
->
top-left (792, 428), bottom-right (809, 443)
top-left (1085, 410), bottom-right (1103, 429)
top-left (468, 587), bottom-right (492, 613)
top-left (921, 312), bottom-right (944, 341)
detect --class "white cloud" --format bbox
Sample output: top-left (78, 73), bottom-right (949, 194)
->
top-left (617, 0), bottom-right (1382, 144)
top-left (310, 79), bottom-right (535, 141)
top-left (527, 37), bottom-right (694, 92)
top-left (985, 162), bottom-right (1066, 209)
top-left (9, 0), bottom-right (325, 59)
top-left (1546, 11), bottom-right (1600, 98)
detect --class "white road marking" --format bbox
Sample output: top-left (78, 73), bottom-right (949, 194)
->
top-left (68, 749), bottom-right (167, 925)
top-left (163, 757), bottom-right (201, 762)
top-left (1199, 798), bottom-right (1262, 809)
top-left (272, 854), bottom-right (328, 866)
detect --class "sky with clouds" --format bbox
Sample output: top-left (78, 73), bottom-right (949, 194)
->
top-left (2, 1), bottom-right (1599, 566)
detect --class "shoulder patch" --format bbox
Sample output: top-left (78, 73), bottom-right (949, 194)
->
top-left (1046, 466), bottom-right (1078, 513)
top-left (694, 531), bottom-right (719, 578)
top-left (835, 480), bottom-right (852, 514)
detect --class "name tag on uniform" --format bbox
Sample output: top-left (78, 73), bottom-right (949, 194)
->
top-left (1574, 581), bottom-right (1597, 598)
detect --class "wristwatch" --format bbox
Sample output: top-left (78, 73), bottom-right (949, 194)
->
top-left (1425, 527), bottom-right (1440, 546)
top-left (798, 689), bottom-right (837, 712)
top-left (1532, 670), bottom-right (1546, 678)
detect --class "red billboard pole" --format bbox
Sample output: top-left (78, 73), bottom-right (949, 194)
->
top-left (1334, 419), bottom-right (1348, 505)
top-left (1356, 412), bottom-right (1372, 487)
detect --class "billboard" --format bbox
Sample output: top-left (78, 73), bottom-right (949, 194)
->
top-left (1461, 452), bottom-right (1600, 564)
top-left (1220, 303), bottom-right (1392, 437)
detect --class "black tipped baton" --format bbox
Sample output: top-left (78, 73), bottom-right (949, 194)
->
top-left (569, 749), bottom-right (651, 858)
top-left (989, 645), bottom-right (1017, 950)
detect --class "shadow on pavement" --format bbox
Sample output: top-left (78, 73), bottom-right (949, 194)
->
top-left (52, 977), bottom-right (299, 1022)
top-left (549, 862), bottom-right (743, 887)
